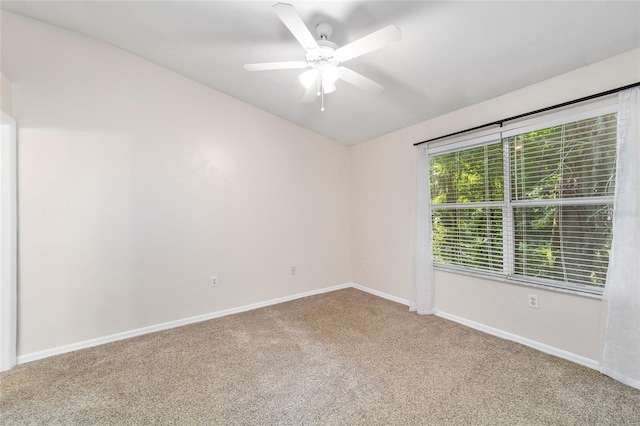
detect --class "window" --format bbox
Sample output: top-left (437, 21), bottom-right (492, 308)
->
top-left (429, 107), bottom-right (617, 294)
top-left (430, 141), bottom-right (504, 273)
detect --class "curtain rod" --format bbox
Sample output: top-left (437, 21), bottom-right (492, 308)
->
top-left (414, 81), bottom-right (640, 147)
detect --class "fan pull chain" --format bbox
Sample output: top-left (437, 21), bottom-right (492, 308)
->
top-left (319, 74), bottom-right (325, 112)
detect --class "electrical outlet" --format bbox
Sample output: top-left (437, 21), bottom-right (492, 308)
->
top-left (361, 260), bottom-right (366, 269)
top-left (528, 294), bottom-right (539, 309)
top-left (291, 266), bottom-right (296, 275)
top-left (211, 276), bottom-right (218, 287)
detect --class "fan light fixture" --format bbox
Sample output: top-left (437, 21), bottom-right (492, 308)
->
top-left (299, 69), bottom-right (318, 88)
top-left (298, 62), bottom-right (340, 110)
top-left (243, 3), bottom-right (401, 112)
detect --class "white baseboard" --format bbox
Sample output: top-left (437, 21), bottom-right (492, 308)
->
top-left (435, 310), bottom-right (600, 371)
top-left (348, 285), bottom-right (599, 371)
top-left (17, 283), bottom-right (352, 365)
top-left (17, 283), bottom-right (599, 373)
top-left (350, 283), bottom-right (411, 307)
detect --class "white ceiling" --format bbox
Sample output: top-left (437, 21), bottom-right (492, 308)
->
top-left (2, 1), bottom-right (639, 145)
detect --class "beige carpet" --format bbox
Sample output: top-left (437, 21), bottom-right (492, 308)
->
top-left (1, 288), bottom-right (638, 425)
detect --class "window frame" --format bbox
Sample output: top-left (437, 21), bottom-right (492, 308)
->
top-left (428, 101), bottom-right (619, 295)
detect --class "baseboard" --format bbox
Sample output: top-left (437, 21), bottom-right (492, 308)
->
top-left (17, 283), bottom-right (600, 373)
top-left (600, 366), bottom-right (640, 390)
top-left (435, 310), bottom-right (600, 371)
top-left (17, 282), bottom-right (352, 365)
top-left (347, 284), bottom-right (600, 371)
top-left (350, 283), bottom-right (411, 307)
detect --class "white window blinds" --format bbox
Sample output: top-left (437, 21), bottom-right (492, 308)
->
top-left (428, 106), bottom-right (618, 293)
top-left (507, 112), bottom-right (617, 290)
top-left (430, 140), bottom-right (504, 273)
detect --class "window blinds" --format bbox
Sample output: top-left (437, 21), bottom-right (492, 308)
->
top-left (428, 107), bottom-right (618, 293)
top-left (430, 141), bottom-right (504, 273)
top-left (507, 112), bottom-right (617, 290)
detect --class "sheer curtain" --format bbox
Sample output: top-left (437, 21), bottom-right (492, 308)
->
top-left (600, 87), bottom-right (640, 390)
top-left (412, 146), bottom-right (435, 315)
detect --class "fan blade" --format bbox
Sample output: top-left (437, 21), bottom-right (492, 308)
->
top-left (303, 84), bottom-right (318, 104)
top-left (244, 61), bottom-right (308, 71)
top-left (334, 25), bottom-right (401, 62)
top-left (338, 67), bottom-right (384, 95)
top-left (273, 3), bottom-right (319, 51)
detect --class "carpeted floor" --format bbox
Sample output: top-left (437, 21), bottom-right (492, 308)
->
top-left (1, 288), bottom-right (638, 425)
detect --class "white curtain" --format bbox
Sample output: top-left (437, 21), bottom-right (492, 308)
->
top-left (412, 146), bottom-right (435, 315)
top-left (600, 87), bottom-right (640, 390)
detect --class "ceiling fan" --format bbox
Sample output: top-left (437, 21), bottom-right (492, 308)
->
top-left (244, 3), bottom-right (401, 111)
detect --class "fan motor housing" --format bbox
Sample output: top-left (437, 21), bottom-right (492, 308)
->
top-left (306, 39), bottom-right (338, 65)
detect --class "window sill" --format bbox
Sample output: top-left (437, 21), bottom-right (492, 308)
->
top-left (433, 265), bottom-right (603, 300)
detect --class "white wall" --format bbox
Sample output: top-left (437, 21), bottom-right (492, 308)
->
top-left (1, 12), bottom-right (351, 357)
top-left (0, 72), bottom-right (12, 115)
top-left (351, 48), bottom-right (640, 362)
